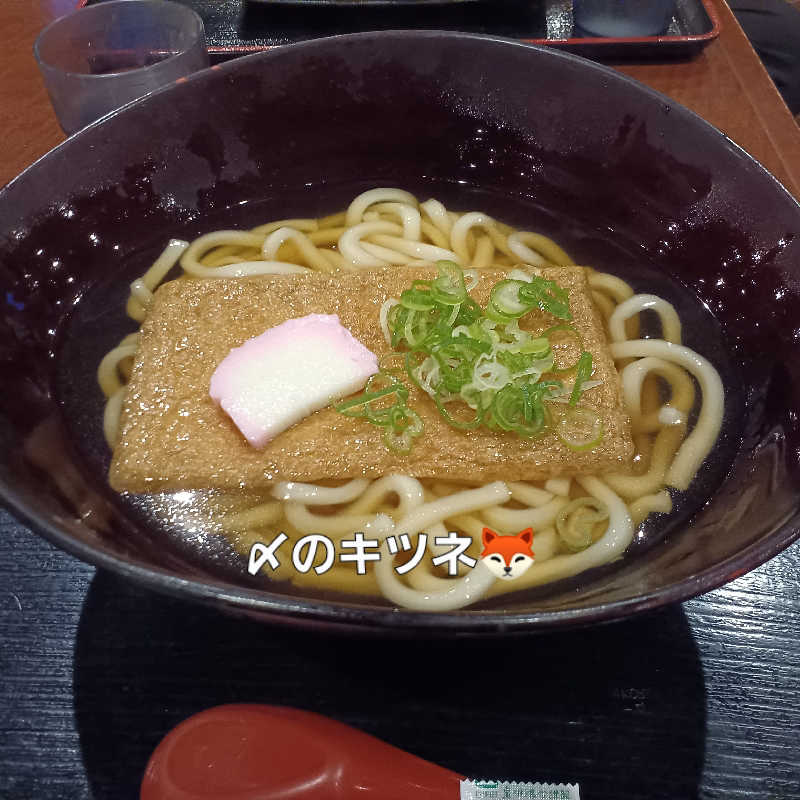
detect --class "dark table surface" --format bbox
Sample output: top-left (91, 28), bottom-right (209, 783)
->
top-left (2, 504), bottom-right (799, 799)
top-left (2, 0), bottom-right (800, 793)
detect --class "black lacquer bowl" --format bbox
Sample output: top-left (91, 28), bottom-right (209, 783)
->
top-left (1, 32), bottom-right (799, 633)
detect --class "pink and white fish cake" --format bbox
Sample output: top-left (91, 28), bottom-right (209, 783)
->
top-left (209, 313), bottom-right (379, 447)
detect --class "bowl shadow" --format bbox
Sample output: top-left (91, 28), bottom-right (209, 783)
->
top-left (74, 570), bottom-right (707, 799)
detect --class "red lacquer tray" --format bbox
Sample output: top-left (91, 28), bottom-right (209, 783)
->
top-left (79, 0), bottom-right (720, 62)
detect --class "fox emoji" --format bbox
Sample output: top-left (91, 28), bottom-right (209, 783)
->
top-left (480, 527), bottom-right (535, 580)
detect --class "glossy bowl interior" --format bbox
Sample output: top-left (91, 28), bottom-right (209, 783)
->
top-left (1, 31), bottom-right (799, 633)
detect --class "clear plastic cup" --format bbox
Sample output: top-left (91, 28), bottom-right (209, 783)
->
top-left (573, 0), bottom-right (678, 38)
top-left (34, 0), bottom-right (208, 135)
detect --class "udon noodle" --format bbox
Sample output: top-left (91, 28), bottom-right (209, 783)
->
top-left (98, 188), bottom-right (724, 611)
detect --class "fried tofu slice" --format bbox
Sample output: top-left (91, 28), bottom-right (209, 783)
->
top-left (109, 267), bottom-right (633, 492)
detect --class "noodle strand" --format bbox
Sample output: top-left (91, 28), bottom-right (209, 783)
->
top-left (100, 189), bottom-right (724, 610)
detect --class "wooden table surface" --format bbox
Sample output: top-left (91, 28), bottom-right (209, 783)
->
top-left (1, 2), bottom-right (800, 799)
top-left (2, 1), bottom-right (800, 195)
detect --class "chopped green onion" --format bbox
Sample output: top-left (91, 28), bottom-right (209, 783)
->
top-left (518, 276), bottom-right (572, 320)
top-left (541, 323), bottom-right (586, 373)
top-left (453, 296), bottom-right (482, 327)
top-left (400, 288), bottom-right (436, 311)
top-left (335, 261), bottom-right (601, 455)
top-left (335, 385), bottom-right (400, 417)
top-left (334, 369), bottom-right (424, 454)
top-left (518, 337), bottom-right (551, 357)
top-left (486, 383), bottom-right (549, 437)
top-left (434, 388), bottom-right (486, 430)
top-left (569, 352), bottom-right (593, 406)
top-left (555, 497), bottom-right (610, 551)
top-left (430, 260), bottom-right (468, 306)
top-left (377, 352), bottom-right (406, 376)
top-left (489, 279), bottom-right (530, 318)
top-left (540, 322), bottom-right (581, 339)
top-left (553, 406), bottom-right (604, 451)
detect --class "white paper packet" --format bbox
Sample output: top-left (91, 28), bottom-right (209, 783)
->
top-left (460, 780), bottom-right (580, 799)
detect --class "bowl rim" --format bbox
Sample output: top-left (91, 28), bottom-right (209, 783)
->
top-left (5, 474), bottom-right (799, 633)
top-left (3, 29), bottom-right (800, 633)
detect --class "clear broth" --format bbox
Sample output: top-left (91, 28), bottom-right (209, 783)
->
top-left (56, 179), bottom-right (745, 608)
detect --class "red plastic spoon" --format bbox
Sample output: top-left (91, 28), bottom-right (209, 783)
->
top-left (141, 704), bottom-right (465, 800)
